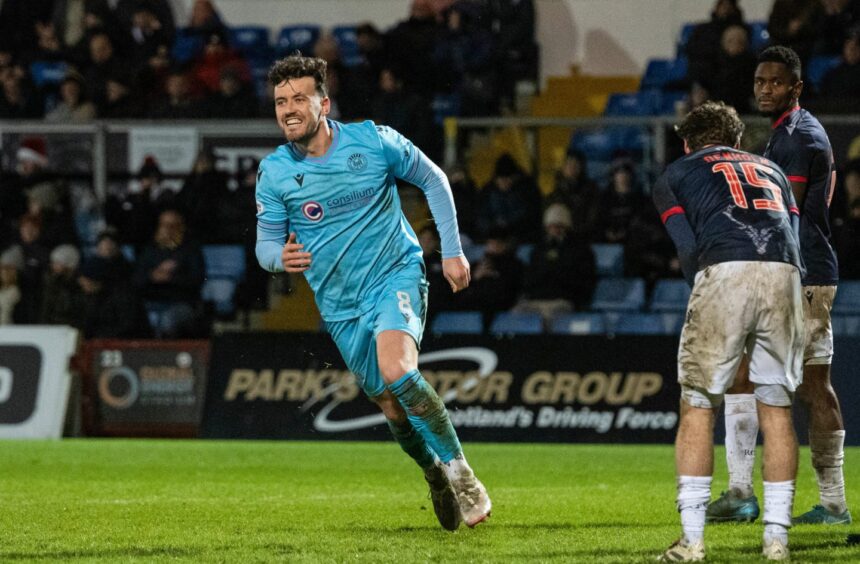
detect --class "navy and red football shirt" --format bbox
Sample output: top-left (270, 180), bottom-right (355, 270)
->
top-left (653, 145), bottom-right (802, 277)
top-left (763, 106), bottom-right (838, 286)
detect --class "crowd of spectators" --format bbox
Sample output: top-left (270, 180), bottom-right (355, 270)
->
top-left (682, 0), bottom-right (860, 114)
top-left (0, 0), bottom-right (538, 136)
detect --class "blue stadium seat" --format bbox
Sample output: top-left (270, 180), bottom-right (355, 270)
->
top-left (432, 93), bottom-right (461, 124)
top-left (604, 90), bottom-right (661, 116)
top-left (749, 21), bottom-right (770, 52)
top-left (569, 129), bottom-right (616, 160)
top-left (549, 312), bottom-right (606, 335)
top-left (677, 22), bottom-right (697, 56)
top-left (591, 277), bottom-right (646, 312)
top-left (833, 281), bottom-right (860, 314)
top-left (202, 245), bottom-right (246, 318)
top-left (807, 55), bottom-right (842, 92)
top-left (615, 312), bottom-right (683, 335)
top-left (640, 58), bottom-right (687, 90)
top-left (229, 25), bottom-right (270, 56)
top-left (516, 244), bottom-right (534, 265)
top-left (489, 312), bottom-right (544, 335)
top-left (658, 91), bottom-right (687, 115)
top-left (276, 24), bottom-right (321, 56)
top-left (29, 61), bottom-right (67, 88)
top-left (172, 28), bottom-right (205, 64)
top-left (332, 25), bottom-right (363, 66)
top-left (591, 243), bottom-right (624, 277)
top-left (649, 279), bottom-right (691, 312)
top-left (431, 311), bottom-right (483, 334)
top-left (832, 315), bottom-right (860, 336)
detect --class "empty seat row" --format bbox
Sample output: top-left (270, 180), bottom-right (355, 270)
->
top-left (431, 310), bottom-right (860, 337)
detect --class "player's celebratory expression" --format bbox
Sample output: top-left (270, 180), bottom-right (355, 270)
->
top-left (754, 62), bottom-right (801, 117)
top-left (274, 76), bottom-right (329, 145)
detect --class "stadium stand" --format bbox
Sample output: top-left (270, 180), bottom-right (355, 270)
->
top-left (202, 245), bottom-right (246, 318)
top-left (489, 311), bottom-right (544, 335)
top-left (833, 281), bottom-right (860, 314)
top-left (590, 278), bottom-right (646, 312)
top-left (591, 244), bottom-right (624, 278)
top-left (648, 279), bottom-right (691, 312)
top-left (614, 312), bottom-right (683, 335)
top-left (276, 24), bottom-right (322, 57)
top-left (832, 314), bottom-right (860, 336)
top-left (549, 312), bottom-right (606, 335)
top-left (430, 311), bottom-right (483, 335)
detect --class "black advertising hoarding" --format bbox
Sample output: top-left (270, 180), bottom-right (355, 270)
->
top-left (202, 333), bottom-right (683, 443)
top-left (83, 340), bottom-right (210, 437)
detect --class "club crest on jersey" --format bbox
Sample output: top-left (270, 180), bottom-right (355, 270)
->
top-left (302, 201), bottom-right (324, 222)
top-left (347, 153), bottom-right (367, 172)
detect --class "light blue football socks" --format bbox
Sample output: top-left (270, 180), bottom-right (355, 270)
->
top-left (388, 369), bottom-right (462, 463)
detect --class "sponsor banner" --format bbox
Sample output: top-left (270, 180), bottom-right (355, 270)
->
top-left (0, 326), bottom-right (78, 439)
top-left (203, 333), bottom-right (682, 443)
top-left (82, 340), bottom-right (209, 437)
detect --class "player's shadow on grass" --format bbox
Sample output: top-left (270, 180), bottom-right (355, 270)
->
top-left (0, 547), bottom-right (196, 561)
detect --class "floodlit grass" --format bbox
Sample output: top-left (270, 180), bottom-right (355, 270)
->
top-left (0, 440), bottom-right (857, 562)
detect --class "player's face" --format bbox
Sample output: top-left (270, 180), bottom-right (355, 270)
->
top-left (754, 62), bottom-right (802, 117)
top-left (274, 76), bottom-right (330, 144)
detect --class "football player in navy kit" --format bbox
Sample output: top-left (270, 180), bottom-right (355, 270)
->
top-left (708, 46), bottom-right (851, 528)
top-left (654, 101), bottom-right (803, 562)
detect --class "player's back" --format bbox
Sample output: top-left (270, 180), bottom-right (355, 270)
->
top-left (657, 145), bottom-right (802, 271)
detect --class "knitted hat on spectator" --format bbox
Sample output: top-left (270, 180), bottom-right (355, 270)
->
top-left (543, 203), bottom-right (573, 229)
top-left (16, 137), bottom-right (48, 166)
top-left (0, 245), bottom-right (24, 270)
top-left (50, 245), bottom-right (81, 270)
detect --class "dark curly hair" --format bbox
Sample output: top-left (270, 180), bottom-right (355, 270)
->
top-left (758, 45), bottom-right (802, 83)
top-left (674, 101), bottom-right (745, 152)
top-left (268, 55), bottom-right (328, 97)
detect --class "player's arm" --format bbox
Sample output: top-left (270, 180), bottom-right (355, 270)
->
top-left (255, 163), bottom-right (289, 273)
top-left (379, 125), bottom-right (470, 292)
top-left (652, 173), bottom-right (697, 287)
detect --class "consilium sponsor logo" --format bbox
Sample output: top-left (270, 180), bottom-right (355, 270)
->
top-left (305, 347), bottom-right (499, 432)
top-left (326, 187), bottom-right (377, 216)
top-left (301, 201), bottom-right (324, 222)
top-left (0, 345), bottom-right (42, 424)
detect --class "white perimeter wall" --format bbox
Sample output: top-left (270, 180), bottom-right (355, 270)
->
top-left (174, 0), bottom-right (774, 83)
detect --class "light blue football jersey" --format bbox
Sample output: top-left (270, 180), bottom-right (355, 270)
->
top-left (256, 119), bottom-right (453, 322)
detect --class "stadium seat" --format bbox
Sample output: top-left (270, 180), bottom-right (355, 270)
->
top-left (658, 90), bottom-right (687, 115)
top-left (202, 245), bottom-right (246, 318)
top-left (604, 90), bottom-right (661, 116)
top-left (748, 21), bottom-right (770, 52)
top-left (431, 311), bottom-right (483, 334)
top-left (172, 28), bottom-right (205, 64)
top-left (549, 312), bottom-right (606, 335)
top-left (831, 314), bottom-right (860, 337)
top-left (569, 128), bottom-right (616, 160)
top-left (649, 279), bottom-right (691, 312)
top-left (432, 93), bottom-right (461, 125)
top-left (120, 245), bottom-right (136, 263)
top-left (276, 24), bottom-right (321, 56)
top-left (29, 61), bottom-right (67, 88)
top-left (590, 277), bottom-right (646, 312)
top-left (489, 312), bottom-right (544, 335)
top-left (591, 243), bottom-right (624, 277)
top-left (833, 281), bottom-right (860, 314)
top-left (229, 25), bottom-right (271, 56)
top-left (516, 244), bottom-right (534, 265)
top-left (807, 55), bottom-right (841, 92)
top-left (331, 25), bottom-right (363, 66)
top-left (614, 312), bottom-right (683, 335)
top-left (677, 22), bottom-right (697, 56)
top-left (640, 58), bottom-right (687, 90)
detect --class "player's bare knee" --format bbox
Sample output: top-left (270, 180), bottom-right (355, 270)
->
top-left (378, 358), bottom-right (411, 384)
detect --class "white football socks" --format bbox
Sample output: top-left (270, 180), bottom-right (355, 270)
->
top-left (678, 475), bottom-right (711, 544)
top-left (724, 394), bottom-right (758, 498)
top-left (810, 430), bottom-right (848, 514)
top-left (763, 480), bottom-right (794, 545)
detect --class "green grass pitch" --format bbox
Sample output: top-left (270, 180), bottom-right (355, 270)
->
top-left (1, 440), bottom-right (858, 563)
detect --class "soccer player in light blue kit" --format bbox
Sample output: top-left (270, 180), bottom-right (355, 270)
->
top-left (255, 55), bottom-right (491, 531)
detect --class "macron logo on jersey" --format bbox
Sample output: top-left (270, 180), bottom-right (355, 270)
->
top-left (302, 201), bottom-right (324, 222)
top-left (294, 173), bottom-right (305, 187)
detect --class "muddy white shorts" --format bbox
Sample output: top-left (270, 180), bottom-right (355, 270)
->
top-left (802, 285), bottom-right (836, 365)
top-left (678, 261), bottom-right (804, 408)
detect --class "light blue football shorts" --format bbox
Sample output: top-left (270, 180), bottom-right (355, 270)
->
top-left (325, 262), bottom-right (428, 398)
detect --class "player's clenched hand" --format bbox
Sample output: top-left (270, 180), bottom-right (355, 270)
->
top-left (281, 232), bottom-right (312, 272)
top-left (442, 256), bottom-right (470, 293)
